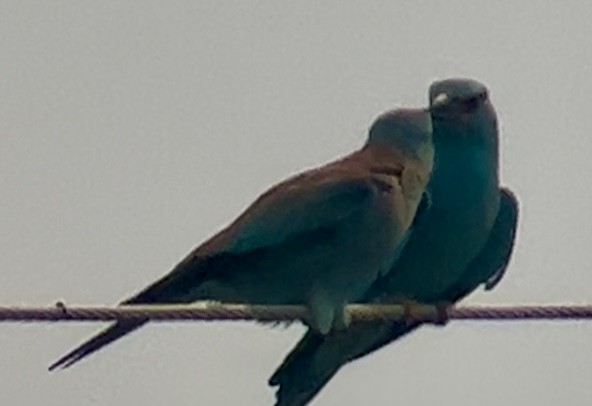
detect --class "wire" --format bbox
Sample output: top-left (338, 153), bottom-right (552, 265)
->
top-left (1, 302), bottom-right (591, 324)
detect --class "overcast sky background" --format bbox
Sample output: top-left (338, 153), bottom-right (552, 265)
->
top-left (2, 2), bottom-right (592, 405)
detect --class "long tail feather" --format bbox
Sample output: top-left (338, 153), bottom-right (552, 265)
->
top-left (48, 319), bottom-right (146, 371)
top-left (48, 251), bottom-right (250, 371)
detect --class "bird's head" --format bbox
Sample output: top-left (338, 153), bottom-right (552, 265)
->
top-left (429, 78), bottom-right (492, 120)
top-left (428, 78), bottom-right (498, 146)
top-left (367, 108), bottom-right (433, 159)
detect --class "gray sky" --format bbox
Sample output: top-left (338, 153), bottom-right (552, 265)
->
top-left (1, 2), bottom-right (592, 405)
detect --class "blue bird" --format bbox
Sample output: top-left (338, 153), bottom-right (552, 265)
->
top-left (269, 78), bottom-right (519, 406)
top-left (49, 108), bottom-right (435, 371)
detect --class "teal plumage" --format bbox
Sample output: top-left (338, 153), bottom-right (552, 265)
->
top-left (269, 79), bottom-right (519, 406)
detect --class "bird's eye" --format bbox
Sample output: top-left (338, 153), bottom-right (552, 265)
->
top-left (461, 92), bottom-right (486, 112)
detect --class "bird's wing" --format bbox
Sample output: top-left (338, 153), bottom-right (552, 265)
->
top-left (482, 188), bottom-right (519, 290)
top-left (197, 161), bottom-right (395, 256)
top-left (443, 187), bottom-right (519, 297)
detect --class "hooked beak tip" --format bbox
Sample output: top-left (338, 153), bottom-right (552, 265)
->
top-left (430, 93), bottom-right (449, 110)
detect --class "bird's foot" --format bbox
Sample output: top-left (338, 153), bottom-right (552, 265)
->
top-left (433, 301), bottom-right (451, 326)
top-left (401, 299), bottom-right (422, 325)
top-left (401, 299), bottom-right (450, 325)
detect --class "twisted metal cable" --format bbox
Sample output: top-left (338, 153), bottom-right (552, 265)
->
top-left (1, 302), bottom-right (591, 324)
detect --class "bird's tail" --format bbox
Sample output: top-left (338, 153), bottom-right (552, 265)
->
top-left (48, 319), bottom-right (147, 371)
top-left (47, 277), bottom-right (179, 371)
top-left (270, 321), bottom-right (419, 406)
top-left (48, 252), bottom-right (230, 371)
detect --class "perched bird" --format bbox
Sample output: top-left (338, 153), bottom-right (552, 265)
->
top-left (49, 108), bottom-right (435, 371)
top-left (269, 78), bottom-right (520, 406)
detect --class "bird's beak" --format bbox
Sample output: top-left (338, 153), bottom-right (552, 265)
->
top-left (430, 93), bottom-right (450, 111)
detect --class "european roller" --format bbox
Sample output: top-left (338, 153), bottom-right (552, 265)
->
top-left (49, 108), bottom-right (435, 371)
top-left (269, 78), bottom-right (520, 406)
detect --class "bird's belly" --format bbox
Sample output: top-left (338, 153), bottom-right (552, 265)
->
top-left (381, 195), bottom-right (499, 302)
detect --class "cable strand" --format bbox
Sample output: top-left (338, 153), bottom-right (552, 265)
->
top-left (0, 302), bottom-right (591, 324)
